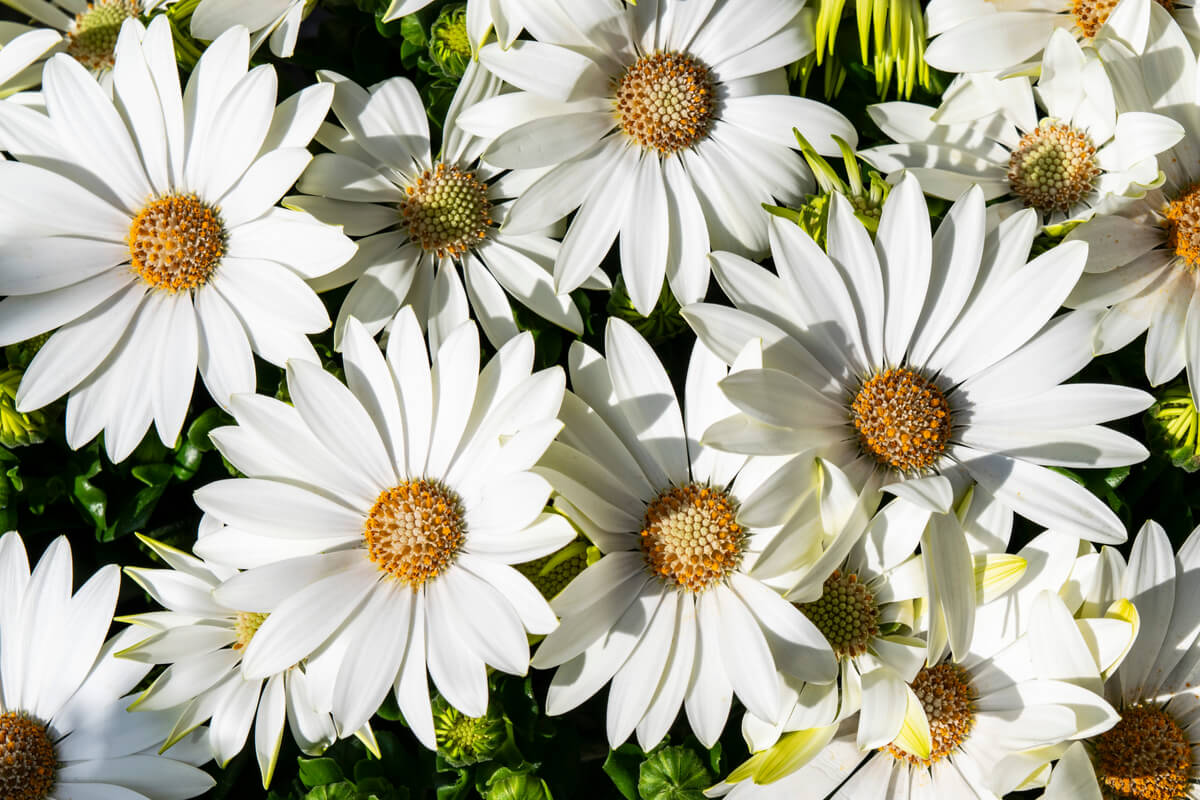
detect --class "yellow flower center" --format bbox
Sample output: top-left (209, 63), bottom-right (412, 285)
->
top-left (232, 611), bottom-right (268, 650)
top-left (128, 194), bottom-right (226, 291)
top-left (400, 163), bottom-right (492, 259)
top-left (850, 367), bottom-right (953, 473)
top-left (1007, 121), bottom-right (1100, 214)
top-left (796, 570), bottom-right (880, 659)
top-left (1165, 184), bottom-right (1200, 271)
top-left (1094, 703), bottom-right (1191, 800)
top-left (884, 664), bottom-right (975, 767)
top-left (364, 479), bottom-right (467, 586)
top-left (1073, 0), bottom-right (1174, 39)
top-left (0, 712), bottom-right (57, 800)
top-left (614, 51), bottom-right (715, 155)
top-left (640, 483), bottom-right (746, 593)
top-left (66, 0), bottom-right (141, 71)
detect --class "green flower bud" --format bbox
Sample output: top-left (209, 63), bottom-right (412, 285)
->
top-left (432, 695), bottom-right (506, 767)
top-left (484, 770), bottom-right (552, 800)
top-left (1145, 383), bottom-right (1200, 472)
top-left (429, 4), bottom-right (471, 78)
top-left (810, 0), bottom-right (934, 99)
top-left (639, 746), bottom-right (712, 800)
top-left (516, 539), bottom-right (591, 600)
top-left (606, 277), bottom-right (689, 345)
top-left (0, 369), bottom-right (48, 448)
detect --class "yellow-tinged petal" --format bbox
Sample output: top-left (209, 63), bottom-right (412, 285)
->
top-left (974, 553), bottom-right (1028, 603)
top-left (890, 684), bottom-right (932, 761)
top-left (753, 726), bottom-right (840, 785)
top-left (1098, 598), bottom-right (1139, 680)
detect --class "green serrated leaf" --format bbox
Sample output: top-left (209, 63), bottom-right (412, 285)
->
top-left (637, 746), bottom-right (710, 800)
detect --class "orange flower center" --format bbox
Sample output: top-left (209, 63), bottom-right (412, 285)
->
top-left (0, 712), bottom-right (56, 800)
top-left (364, 479), bottom-right (467, 586)
top-left (850, 367), bottom-right (952, 473)
top-left (640, 483), bottom-right (745, 593)
top-left (615, 51), bottom-right (715, 155)
top-left (1093, 703), bottom-right (1191, 800)
top-left (883, 664), bottom-right (974, 767)
top-left (129, 194), bottom-right (226, 291)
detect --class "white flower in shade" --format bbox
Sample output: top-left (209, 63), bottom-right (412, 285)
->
top-left (1065, 0), bottom-right (1200, 407)
top-left (459, 0), bottom-right (856, 315)
top-left (924, 0), bottom-right (1200, 76)
top-left (190, 0), bottom-right (308, 59)
top-left (0, 17), bottom-right (356, 464)
top-left (381, 0), bottom-right (534, 50)
top-left (861, 29), bottom-right (1184, 226)
top-left (0, 531), bottom-right (216, 800)
top-left (0, 24), bottom-right (65, 95)
top-left (683, 174), bottom-right (1152, 544)
top-left (530, 318), bottom-right (840, 751)
top-left (119, 536), bottom-right (346, 788)
top-left (191, 309), bottom-right (572, 750)
top-left (290, 62), bottom-right (592, 352)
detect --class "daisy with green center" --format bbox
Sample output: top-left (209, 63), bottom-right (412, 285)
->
top-left (0, 17), bottom-right (356, 464)
top-left (191, 309), bottom-right (572, 751)
top-left (861, 29), bottom-right (1184, 227)
top-left (0, 531), bottom-right (216, 800)
top-left (117, 536), bottom-right (353, 788)
top-left (530, 318), bottom-right (840, 751)
top-left (682, 174), bottom-right (1152, 547)
top-left (290, 62), bottom-right (593, 351)
top-left (458, 0), bottom-right (856, 315)
top-left (187, 0), bottom-right (311, 58)
top-left (382, 0), bottom-right (538, 52)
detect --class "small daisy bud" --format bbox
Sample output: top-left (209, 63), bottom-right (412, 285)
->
top-left (429, 4), bottom-right (471, 79)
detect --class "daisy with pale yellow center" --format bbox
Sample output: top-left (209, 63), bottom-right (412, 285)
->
top-left (0, 16), bottom-right (356, 463)
top-left (191, 308), bottom-right (571, 751)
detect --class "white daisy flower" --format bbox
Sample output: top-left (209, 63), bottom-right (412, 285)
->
top-left (290, 62), bottom-right (590, 352)
top-left (1064, 0), bottom-right (1200, 407)
top-left (381, 0), bottom-right (535, 50)
top-left (191, 309), bottom-right (572, 750)
top-left (0, 17), bottom-right (356, 464)
top-left (190, 0), bottom-right (308, 59)
top-left (531, 318), bottom-right (841, 751)
top-left (924, 0), bottom-right (1200, 75)
top-left (862, 29), bottom-right (1184, 226)
top-left (0, 531), bottom-right (216, 800)
top-left (459, 0), bottom-right (856, 315)
top-left (683, 174), bottom-right (1152, 545)
top-left (1039, 520), bottom-right (1200, 800)
top-left (119, 536), bottom-right (345, 788)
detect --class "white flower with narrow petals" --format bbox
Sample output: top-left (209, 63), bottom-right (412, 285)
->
top-left (192, 309), bottom-right (571, 750)
top-left (531, 318), bottom-right (840, 751)
top-left (862, 29), bottom-right (1184, 226)
top-left (0, 531), bottom-right (215, 800)
top-left (683, 174), bottom-right (1151, 546)
top-left (291, 63), bottom-right (591, 352)
top-left (460, 0), bottom-right (856, 315)
top-left (382, 0), bottom-right (535, 51)
top-left (0, 17), bottom-right (356, 464)
top-left (189, 0), bottom-right (309, 58)
top-left (119, 536), bottom-right (346, 789)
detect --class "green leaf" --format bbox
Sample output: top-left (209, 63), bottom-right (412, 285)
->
top-left (637, 746), bottom-right (711, 800)
top-left (185, 407), bottom-right (230, 451)
top-left (298, 757), bottom-right (346, 787)
top-left (304, 782), bottom-right (359, 800)
top-left (484, 767), bottom-right (553, 800)
top-left (435, 767), bottom-right (471, 800)
top-left (602, 744), bottom-right (644, 800)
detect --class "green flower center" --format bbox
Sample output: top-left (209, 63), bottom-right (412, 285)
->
top-left (433, 699), bottom-right (505, 767)
top-left (0, 712), bottom-right (57, 800)
top-left (796, 570), bottom-right (880, 659)
top-left (1093, 703), bottom-right (1191, 800)
top-left (1007, 121), bottom-right (1100, 214)
top-left (400, 163), bottom-right (493, 259)
top-left (67, 0), bottom-right (140, 71)
top-left (615, 51), bottom-right (716, 155)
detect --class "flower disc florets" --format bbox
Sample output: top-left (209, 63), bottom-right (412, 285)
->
top-left (1165, 184), bottom-right (1200, 271)
top-left (364, 479), bottom-right (467, 587)
top-left (884, 665), bottom-right (974, 767)
top-left (1073, 0), bottom-right (1174, 39)
top-left (129, 194), bottom-right (227, 291)
top-left (232, 611), bottom-right (268, 650)
top-left (0, 711), bottom-right (56, 800)
top-left (640, 483), bottom-right (746, 593)
top-left (66, 0), bottom-right (141, 71)
top-left (615, 51), bottom-right (716, 155)
top-left (1007, 121), bottom-right (1100, 213)
top-left (850, 367), bottom-right (952, 473)
top-left (400, 163), bottom-right (492, 259)
top-left (797, 570), bottom-right (880, 659)
top-left (1093, 703), bottom-right (1191, 800)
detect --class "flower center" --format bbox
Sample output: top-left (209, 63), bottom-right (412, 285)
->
top-left (884, 664), bottom-right (975, 767)
top-left (1093, 703), bottom-right (1191, 800)
top-left (0, 712), bottom-right (57, 800)
top-left (1007, 121), bottom-right (1100, 214)
top-left (364, 479), bottom-right (467, 586)
top-left (615, 51), bottom-right (716, 155)
top-left (128, 194), bottom-right (226, 291)
top-left (796, 570), bottom-right (880, 659)
top-left (232, 611), bottom-right (268, 650)
top-left (1073, 0), bottom-right (1174, 38)
top-left (850, 367), bottom-right (952, 473)
top-left (66, 0), bottom-right (140, 71)
top-left (640, 483), bottom-right (746, 593)
top-left (1165, 184), bottom-right (1200, 271)
top-left (400, 163), bottom-right (492, 259)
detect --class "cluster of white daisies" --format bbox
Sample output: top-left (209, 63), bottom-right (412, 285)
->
top-left (1, 0), bottom-right (1199, 798)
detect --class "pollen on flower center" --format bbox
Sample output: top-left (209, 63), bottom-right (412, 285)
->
top-left (1164, 184), bottom-right (1200, 271)
top-left (640, 483), bottom-right (746, 593)
top-left (66, 0), bottom-right (141, 71)
top-left (232, 611), bottom-right (268, 650)
top-left (884, 664), bottom-right (975, 767)
top-left (364, 479), bottom-right (467, 586)
top-left (129, 194), bottom-right (226, 291)
top-left (850, 367), bottom-right (952, 473)
top-left (0, 711), bottom-right (57, 800)
top-left (615, 51), bottom-right (716, 155)
top-left (796, 570), bottom-right (880, 659)
top-left (1093, 703), bottom-right (1191, 800)
top-left (1073, 0), bottom-right (1174, 39)
top-left (400, 163), bottom-right (492, 259)
top-left (1007, 121), bottom-right (1100, 214)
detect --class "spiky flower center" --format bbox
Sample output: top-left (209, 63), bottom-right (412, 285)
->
top-left (640, 483), bottom-right (746, 593)
top-left (1165, 184), bottom-right (1200, 271)
top-left (850, 367), bottom-right (952, 473)
top-left (884, 665), bottom-right (975, 767)
top-left (1007, 121), bottom-right (1100, 213)
top-left (232, 611), bottom-right (268, 650)
top-left (400, 163), bottom-right (492, 259)
top-left (1093, 703), bottom-right (1191, 800)
top-left (797, 570), bottom-right (880, 659)
top-left (66, 0), bottom-right (140, 71)
top-left (1073, 0), bottom-right (1174, 39)
top-left (364, 479), bottom-right (467, 586)
top-left (0, 712), bottom-right (56, 800)
top-left (129, 194), bottom-right (226, 291)
top-left (615, 51), bottom-right (715, 155)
